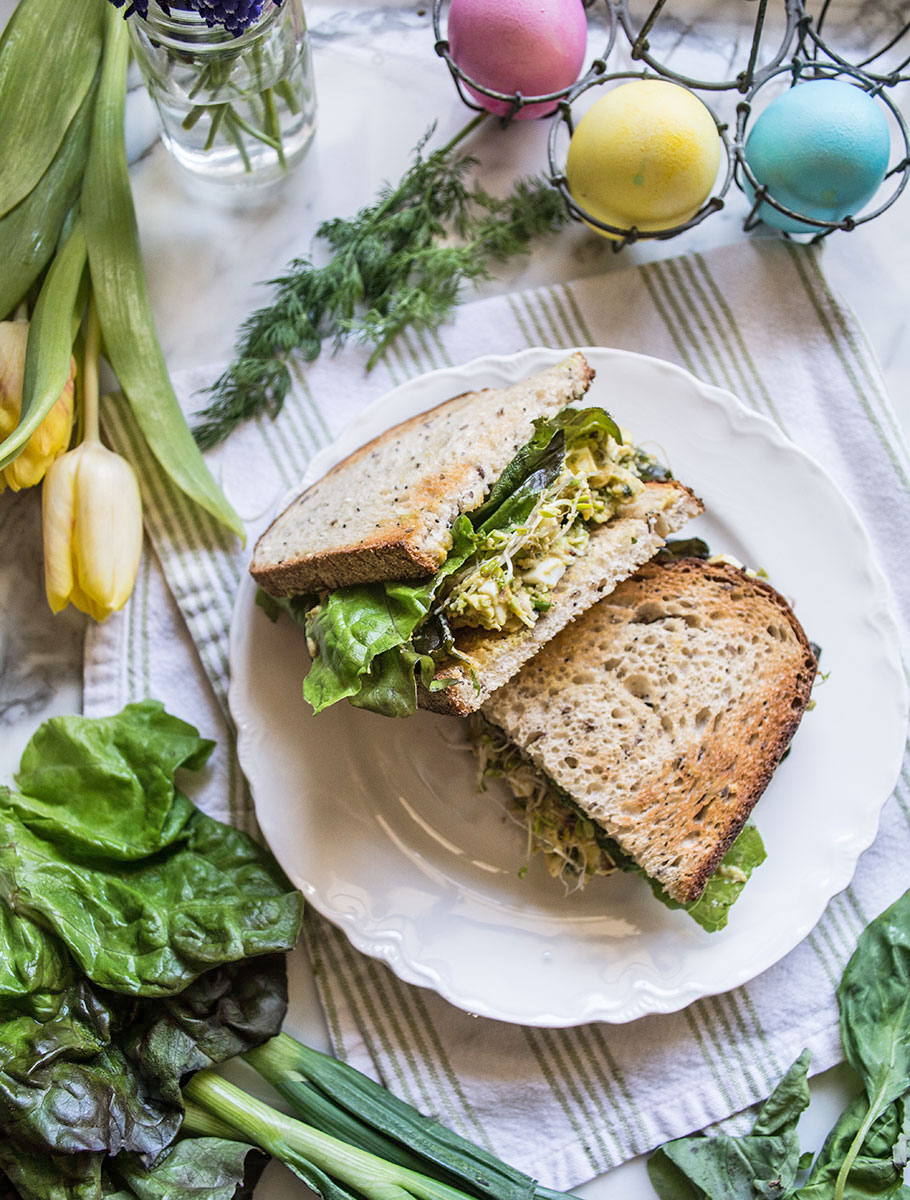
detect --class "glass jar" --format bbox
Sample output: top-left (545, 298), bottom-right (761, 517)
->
top-left (129, 0), bottom-right (317, 189)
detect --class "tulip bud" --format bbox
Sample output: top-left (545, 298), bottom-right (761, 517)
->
top-left (43, 440), bottom-right (143, 621)
top-left (0, 320), bottom-right (76, 492)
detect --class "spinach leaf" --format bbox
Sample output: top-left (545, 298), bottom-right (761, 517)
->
top-left (0, 704), bottom-right (302, 1197)
top-left (0, 901), bottom-right (72, 1022)
top-left (649, 890), bottom-right (910, 1200)
top-left (0, 1138), bottom-right (266, 1200)
top-left (0, 957), bottom-right (289, 1166)
top-left (108, 1138), bottom-right (267, 1200)
top-left (656, 538), bottom-right (712, 563)
top-left (648, 1051), bottom-right (811, 1200)
top-left (796, 1094), bottom-right (909, 1198)
top-left (648, 825), bottom-right (767, 933)
top-left (0, 806), bottom-right (302, 997)
top-left (473, 429), bottom-right (566, 536)
top-left (0, 975), bottom-right (180, 1161)
top-left (826, 890), bottom-right (910, 1197)
top-left (303, 515), bottom-right (477, 716)
top-left (0, 1146), bottom-right (103, 1200)
top-left (10, 701), bottom-right (211, 861)
top-left (468, 406), bottom-right (622, 530)
top-left (123, 955), bottom-right (289, 1104)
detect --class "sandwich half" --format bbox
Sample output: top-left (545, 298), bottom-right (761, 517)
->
top-left (253, 352), bottom-right (702, 717)
top-left (473, 555), bottom-right (818, 930)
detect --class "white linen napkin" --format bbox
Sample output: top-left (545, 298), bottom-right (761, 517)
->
top-left (84, 239), bottom-right (910, 1191)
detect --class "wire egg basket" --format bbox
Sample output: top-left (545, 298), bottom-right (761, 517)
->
top-left (433, 0), bottom-right (910, 246)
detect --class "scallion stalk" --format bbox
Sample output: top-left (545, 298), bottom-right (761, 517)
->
top-left (184, 1070), bottom-right (482, 1200)
top-left (182, 1097), bottom-right (245, 1142)
top-left (244, 1036), bottom-right (433, 1176)
top-left (244, 1033), bottom-right (570, 1200)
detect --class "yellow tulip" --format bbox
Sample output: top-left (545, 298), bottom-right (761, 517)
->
top-left (43, 440), bottom-right (143, 622)
top-left (0, 320), bottom-right (75, 492)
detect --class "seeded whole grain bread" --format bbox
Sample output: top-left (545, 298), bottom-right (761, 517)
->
top-left (251, 352), bottom-right (596, 596)
top-left (481, 558), bottom-right (818, 904)
top-left (418, 481), bottom-right (703, 716)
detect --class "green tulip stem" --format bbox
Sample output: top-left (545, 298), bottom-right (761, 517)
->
top-left (82, 297), bottom-right (100, 445)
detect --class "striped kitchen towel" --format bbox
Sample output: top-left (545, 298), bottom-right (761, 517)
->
top-left (84, 238), bottom-right (910, 1191)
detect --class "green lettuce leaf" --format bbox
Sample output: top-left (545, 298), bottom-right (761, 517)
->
top-left (303, 515), bottom-right (477, 716)
top-left (0, 899), bottom-right (73, 1022)
top-left (0, 956), bottom-right (290, 1167)
top-left (0, 973), bottom-right (180, 1161)
top-left (649, 825), bottom-right (767, 933)
top-left (122, 955), bottom-right (289, 1104)
top-left (0, 1145), bottom-right (104, 1200)
top-left (0, 1138), bottom-right (266, 1200)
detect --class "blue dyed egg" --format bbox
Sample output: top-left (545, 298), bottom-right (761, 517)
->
top-left (743, 79), bottom-right (891, 233)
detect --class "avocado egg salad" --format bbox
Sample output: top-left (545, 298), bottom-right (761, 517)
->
top-left (469, 712), bottom-right (767, 933)
top-left (260, 407), bottom-right (670, 718)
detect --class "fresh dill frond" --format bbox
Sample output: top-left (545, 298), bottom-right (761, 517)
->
top-left (192, 116), bottom-right (570, 449)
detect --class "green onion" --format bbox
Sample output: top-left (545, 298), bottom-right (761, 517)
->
top-left (187, 1037), bottom-right (581, 1200)
top-left (0, 222), bottom-right (85, 472)
top-left (0, 0), bottom-right (104, 216)
top-left (182, 1098), bottom-right (248, 1142)
top-left (82, 6), bottom-right (244, 540)
top-left (243, 1037), bottom-right (433, 1176)
top-left (244, 1033), bottom-right (540, 1200)
top-left (184, 1071), bottom-right (481, 1200)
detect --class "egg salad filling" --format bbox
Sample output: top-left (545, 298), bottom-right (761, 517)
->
top-left (437, 430), bottom-right (651, 636)
top-left (469, 713), bottom-right (625, 890)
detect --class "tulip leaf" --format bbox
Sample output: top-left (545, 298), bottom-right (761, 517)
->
top-left (82, 8), bottom-right (244, 541)
top-left (0, 0), bottom-right (104, 217)
top-left (0, 222), bottom-right (85, 473)
top-left (0, 73), bottom-right (98, 321)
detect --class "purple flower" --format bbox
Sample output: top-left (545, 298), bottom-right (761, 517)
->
top-left (107, 0), bottom-right (283, 35)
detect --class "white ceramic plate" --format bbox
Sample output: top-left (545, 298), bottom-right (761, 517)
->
top-left (229, 347), bottom-right (907, 1026)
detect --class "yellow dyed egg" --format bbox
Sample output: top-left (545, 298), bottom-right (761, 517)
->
top-left (566, 80), bottom-right (721, 236)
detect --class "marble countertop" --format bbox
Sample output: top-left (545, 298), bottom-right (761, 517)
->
top-left (1, 2), bottom-right (908, 1197)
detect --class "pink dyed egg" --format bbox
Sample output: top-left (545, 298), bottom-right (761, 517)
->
top-left (447, 0), bottom-right (588, 120)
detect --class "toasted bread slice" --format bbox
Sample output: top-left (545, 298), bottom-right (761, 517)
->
top-left (419, 482), bottom-right (703, 716)
top-left (481, 558), bottom-right (817, 903)
top-left (252, 353), bottom-right (595, 596)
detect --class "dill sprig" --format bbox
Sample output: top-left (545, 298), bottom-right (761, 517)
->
top-left (192, 115), bottom-right (570, 449)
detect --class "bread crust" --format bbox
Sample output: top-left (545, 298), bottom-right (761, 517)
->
top-left (251, 354), bottom-right (596, 596)
top-left (481, 557), bottom-right (818, 903)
